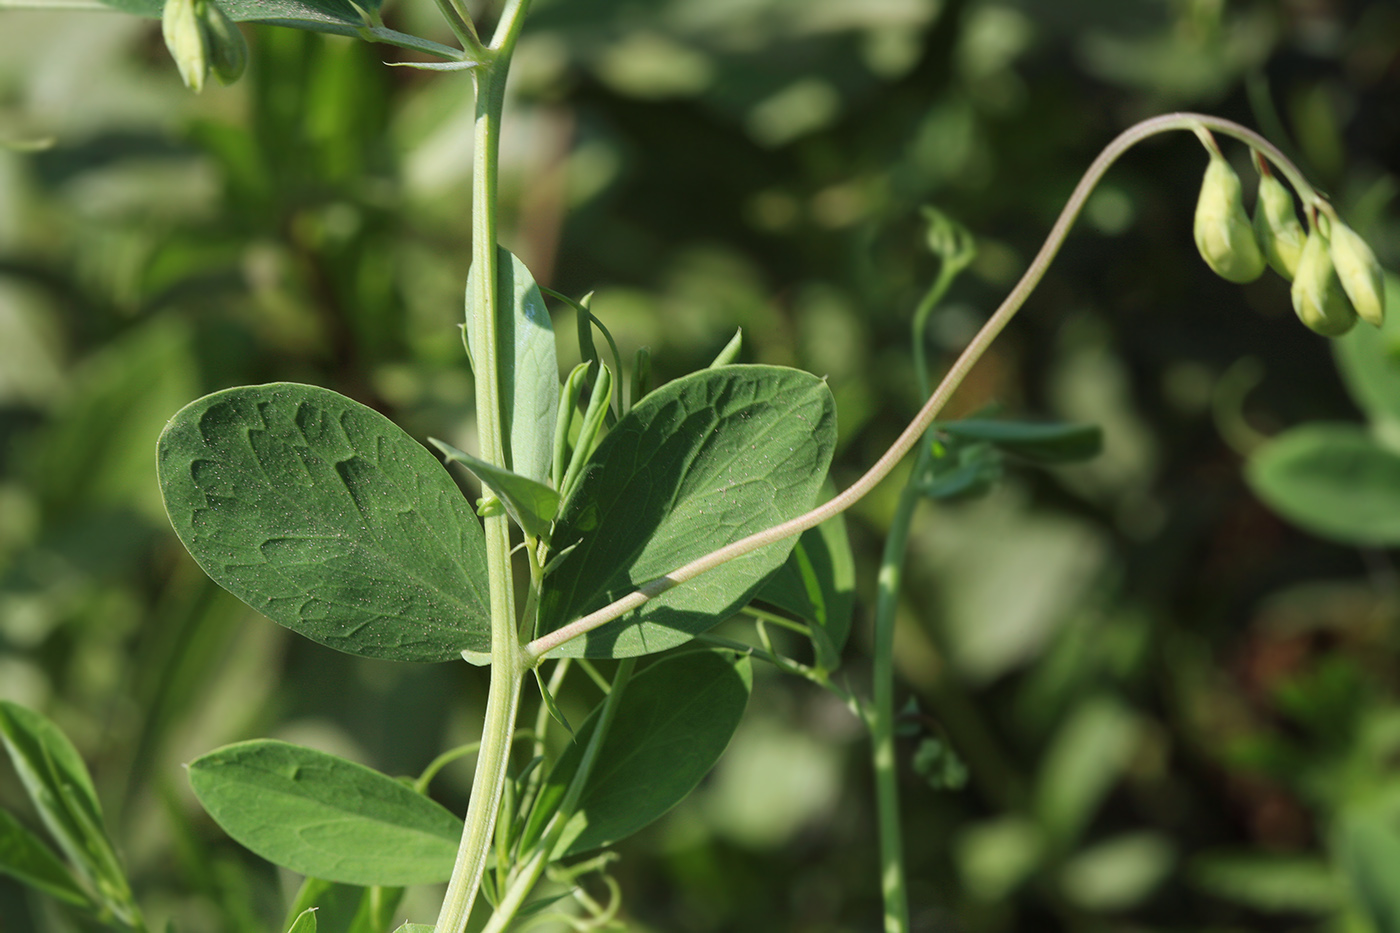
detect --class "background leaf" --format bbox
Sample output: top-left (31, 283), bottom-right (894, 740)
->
top-left (465, 247), bottom-right (561, 486)
top-left (1188, 852), bottom-right (1342, 913)
top-left (157, 383), bottom-right (492, 662)
top-left (1335, 801), bottom-right (1400, 933)
top-left (538, 366), bottom-right (837, 658)
top-left (527, 650), bottom-right (752, 857)
top-left (1245, 423), bottom-right (1400, 546)
top-left (187, 740), bottom-right (461, 886)
top-left (0, 808), bottom-right (90, 908)
top-left (1334, 274), bottom-right (1400, 448)
top-left (939, 419), bottom-right (1104, 464)
top-left (0, 702), bottom-right (116, 888)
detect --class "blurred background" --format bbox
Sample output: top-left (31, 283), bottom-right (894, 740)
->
top-left (1, 0), bottom-right (1399, 930)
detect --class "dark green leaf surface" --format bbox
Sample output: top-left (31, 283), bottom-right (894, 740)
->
top-left (431, 439), bottom-right (560, 541)
top-left (157, 383), bottom-right (491, 662)
top-left (528, 650), bottom-right (752, 857)
top-left (0, 808), bottom-right (90, 907)
top-left (466, 247), bottom-right (561, 486)
top-left (538, 366), bottom-right (837, 658)
top-left (188, 740), bottom-right (461, 886)
top-left (0, 702), bottom-right (113, 882)
top-left (1246, 423), bottom-right (1400, 546)
top-left (92, 0), bottom-right (380, 28)
top-left (940, 419), bottom-right (1103, 463)
top-left (753, 511), bottom-right (856, 670)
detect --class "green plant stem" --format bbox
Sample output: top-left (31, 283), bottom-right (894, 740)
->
top-left (433, 4), bottom-right (531, 924)
top-left (522, 111), bottom-right (1317, 663)
top-left (480, 659), bottom-right (636, 933)
top-left (868, 447), bottom-right (928, 933)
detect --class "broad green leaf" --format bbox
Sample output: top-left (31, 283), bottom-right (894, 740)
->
top-left (526, 650), bottom-right (752, 857)
top-left (752, 509), bottom-right (855, 670)
top-left (0, 702), bottom-right (118, 887)
top-left (1245, 423), bottom-right (1400, 546)
top-left (187, 740), bottom-right (461, 886)
top-left (0, 808), bottom-right (90, 908)
top-left (287, 908), bottom-right (317, 933)
top-left (538, 366), bottom-right (837, 658)
top-left (430, 439), bottom-right (560, 541)
top-left (1188, 852), bottom-right (1341, 913)
top-left (1336, 803), bottom-right (1400, 933)
top-left (393, 925), bottom-right (433, 933)
top-left (157, 383), bottom-right (491, 662)
top-left (1335, 274), bottom-right (1400, 448)
top-left (466, 247), bottom-right (561, 486)
top-left (939, 419), bottom-right (1103, 463)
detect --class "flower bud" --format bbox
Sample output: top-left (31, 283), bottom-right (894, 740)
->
top-left (1328, 219), bottom-right (1385, 327)
top-left (1194, 153), bottom-right (1266, 283)
top-left (162, 0), bottom-right (209, 94)
top-left (202, 1), bottom-right (247, 86)
top-left (1253, 172), bottom-right (1305, 280)
top-left (1291, 227), bottom-right (1358, 337)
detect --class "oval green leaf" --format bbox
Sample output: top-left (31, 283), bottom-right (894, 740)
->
top-left (526, 650), bottom-right (752, 858)
top-left (157, 383), bottom-right (491, 662)
top-left (1245, 423), bottom-right (1400, 546)
top-left (188, 740), bottom-right (461, 886)
top-left (537, 365), bottom-right (837, 658)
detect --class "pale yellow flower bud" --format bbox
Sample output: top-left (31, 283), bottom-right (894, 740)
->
top-left (1253, 172), bottom-right (1305, 280)
top-left (1194, 153), bottom-right (1265, 284)
top-left (1291, 227), bottom-right (1358, 337)
top-left (1328, 219), bottom-right (1385, 327)
top-left (162, 0), bottom-right (209, 94)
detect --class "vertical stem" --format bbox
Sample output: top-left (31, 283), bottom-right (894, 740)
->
top-left (433, 55), bottom-right (525, 933)
top-left (869, 449), bottom-right (927, 933)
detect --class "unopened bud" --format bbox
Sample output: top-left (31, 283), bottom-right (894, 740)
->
top-left (1328, 219), bottom-right (1385, 327)
top-left (1253, 172), bottom-right (1305, 280)
top-left (162, 0), bottom-right (208, 94)
top-left (202, 1), bottom-right (247, 86)
top-left (1291, 228), bottom-right (1358, 337)
top-left (1194, 153), bottom-right (1265, 284)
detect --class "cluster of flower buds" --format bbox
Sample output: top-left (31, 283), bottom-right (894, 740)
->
top-left (1192, 132), bottom-right (1386, 336)
top-left (162, 0), bottom-right (247, 93)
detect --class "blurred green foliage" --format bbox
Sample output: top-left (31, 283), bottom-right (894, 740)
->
top-left (1, 0), bottom-right (1399, 930)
